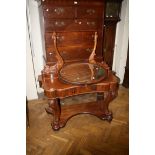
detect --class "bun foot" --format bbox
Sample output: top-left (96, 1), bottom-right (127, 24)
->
top-left (101, 113), bottom-right (113, 122)
top-left (52, 123), bottom-right (60, 131)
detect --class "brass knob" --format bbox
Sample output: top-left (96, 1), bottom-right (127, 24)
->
top-left (87, 21), bottom-right (95, 26)
top-left (74, 1), bottom-right (78, 4)
top-left (56, 36), bottom-right (64, 41)
top-left (54, 8), bottom-right (64, 15)
top-left (86, 9), bottom-right (95, 15)
top-left (55, 21), bottom-right (65, 27)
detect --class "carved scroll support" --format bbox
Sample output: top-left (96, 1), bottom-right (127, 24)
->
top-left (52, 32), bottom-right (64, 71)
top-left (89, 31), bottom-right (98, 64)
top-left (41, 32), bottom-right (64, 79)
top-left (97, 92), bottom-right (113, 122)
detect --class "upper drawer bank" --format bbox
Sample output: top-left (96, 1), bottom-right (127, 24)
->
top-left (44, 19), bottom-right (102, 32)
top-left (43, 6), bottom-right (104, 19)
top-left (43, 6), bottom-right (75, 19)
top-left (45, 31), bottom-right (103, 48)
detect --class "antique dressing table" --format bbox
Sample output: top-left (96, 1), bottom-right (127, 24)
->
top-left (38, 0), bottom-right (120, 130)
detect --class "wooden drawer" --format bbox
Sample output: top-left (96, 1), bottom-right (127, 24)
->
top-left (45, 32), bottom-right (101, 47)
top-left (45, 19), bottom-right (102, 32)
top-left (46, 44), bottom-right (102, 62)
top-left (41, 0), bottom-right (76, 6)
top-left (47, 46), bottom-right (93, 62)
top-left (43, 6), bottom-right (75, 19)
top-left (41, 0), bottom-right (104, 6)
top-left (77, 6), bottom-right (103, 19)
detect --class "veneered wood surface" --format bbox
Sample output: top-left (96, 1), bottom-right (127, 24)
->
top-left (39, 70), bottom-right (118, 99)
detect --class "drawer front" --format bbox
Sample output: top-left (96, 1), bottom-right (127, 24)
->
top-left (77, 6), bottom-right (103, 19)
top-left (41, 0), bottom-right (104, 6)
top-left (41, 0), bottom-right (77, 6)
top-left (43, 6), bottom-right (75, 19)
top-left (46, 46), bottom-right (93, 62)
top-left (45, 19), bottom-right (102, 32)
top-left (46, 44), bottom-right (102, 62)
top-left (45, 32), bottom-right (102, 47)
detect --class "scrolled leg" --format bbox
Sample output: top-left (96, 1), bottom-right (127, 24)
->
top-left (97, 92), bottom-right (109, 114)
top-left (97, 92), bottom-right (113, 122)
top-left (46, 98), bottom-right (61, 131)
top-left (101, 112), bottom-right (113, 122)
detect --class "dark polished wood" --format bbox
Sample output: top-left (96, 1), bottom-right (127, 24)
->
top-left (40, 0), bottom-right (123, 68)
top-left (103, 21), bottom-right (117, 68)
top-left (39, 67), bottom-right (119, 130)
top-left (26, 97), bottom-right (30, 128)
top-left (38, 0), bottom-right (120, 130)
top-left (122, 44), bottom-right (129, 88)
top-left (104, 0), bottom-right (123, 68)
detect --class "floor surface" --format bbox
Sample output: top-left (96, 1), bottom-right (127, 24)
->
top-left (26, 86), bottom-right (129, 155)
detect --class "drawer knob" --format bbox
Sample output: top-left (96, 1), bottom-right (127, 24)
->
top-left (74, 1), bottom-right (78, 4)
top-left (54, 8), bottom-right (64, 15)
top-left (86, 9), bottom-right (95, 15)
top-left (56, 36), bottom-right (64, 41)
top-left (87, 21), bottom-right (95, 26)
top-left (46, 8), bottom-right (49, 12)
top-left (55, 21), bottom-right (65, 27)
top-left (49, 52), bottom-right (53, 55)
top-left (78, 21), bottom-right (82, 24)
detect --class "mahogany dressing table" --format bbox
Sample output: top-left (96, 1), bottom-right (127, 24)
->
top-left (38, 0), bottom-right (119, 130)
